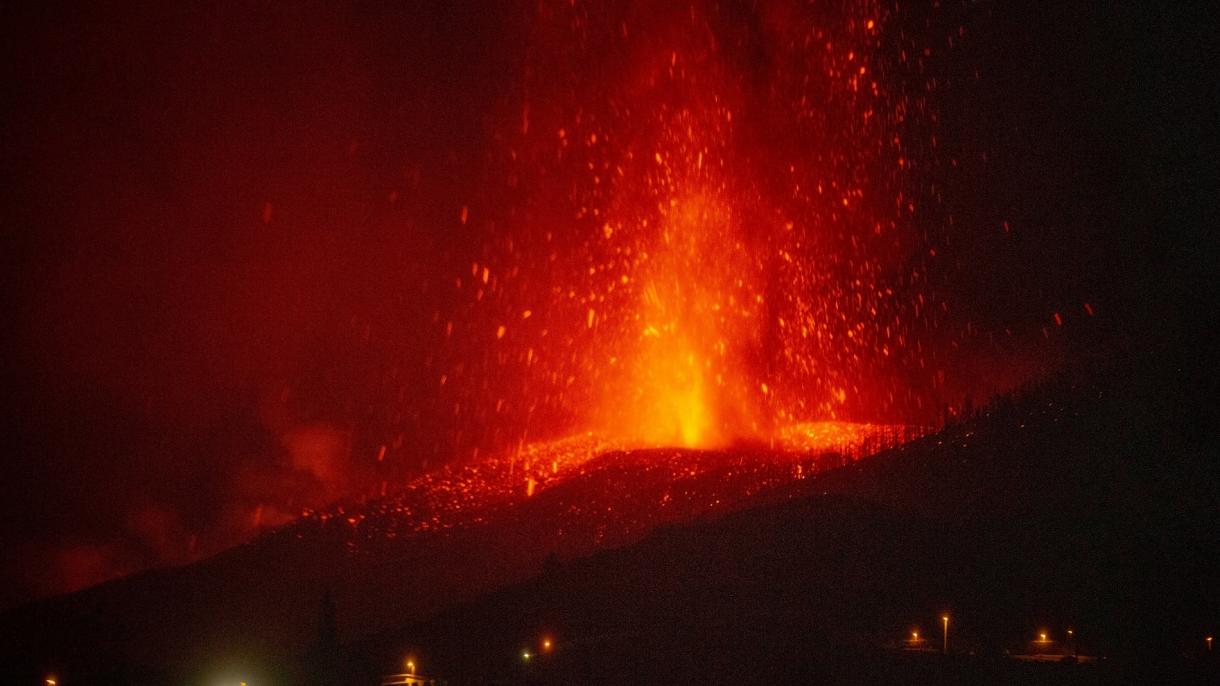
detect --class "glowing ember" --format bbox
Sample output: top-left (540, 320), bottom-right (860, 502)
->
top-left (297, 421), bottom-right (923, 554)
top-left (423, 0), bottom-right (957, 465)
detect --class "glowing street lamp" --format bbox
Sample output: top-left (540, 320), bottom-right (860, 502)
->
top-left (542, 637), bottom-right (553, 652)
top-left (941, 615), bottom-right (949, 654)
top-left (405, 658), bottom-right (416, 675)
top-left (1207, 636), bottom-right (1213, 652)
top-left (522, 650), bottom-right (532, 662)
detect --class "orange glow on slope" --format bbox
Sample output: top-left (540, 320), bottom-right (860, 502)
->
top-left (304, 420), bottom-right (923, 546)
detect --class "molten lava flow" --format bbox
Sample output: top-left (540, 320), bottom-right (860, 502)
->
top-left (303, 420), bottom-right (920, 544)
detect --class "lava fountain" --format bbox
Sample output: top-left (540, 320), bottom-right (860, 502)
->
top-left (428, 0), bottom-right (945, 463)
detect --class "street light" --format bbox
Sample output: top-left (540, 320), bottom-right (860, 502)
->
top-left (1207, 636), bottom-right (1213, 652)
top-left (405, 658), bottom-right (415, 675)
top-left (942, 615), bottom-right (949, 654)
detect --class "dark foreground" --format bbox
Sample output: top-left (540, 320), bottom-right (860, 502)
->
top-left (4, 350), bottom-right (1218, 685)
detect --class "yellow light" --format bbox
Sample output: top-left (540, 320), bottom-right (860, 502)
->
top-left (45, 680), bottom-right (57, 686)
top-left (911, 631), bottom-right (919, 640)
top-left (522, 650), bottom-right (532, 661)
top-left (1040, 632), bottom-right (1048, 641)
top-left (542, 638), bottom-right (553, 651)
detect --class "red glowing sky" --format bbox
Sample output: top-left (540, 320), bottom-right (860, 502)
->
top-left (1, 0), bottom-right (1178, 607)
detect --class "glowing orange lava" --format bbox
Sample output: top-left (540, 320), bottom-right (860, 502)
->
top-left (422, 0), bottom-right (954, 464)
top-left (598, 190), bottom-right (764, 449)
top-left (304, 420), bottom-right (923, 546)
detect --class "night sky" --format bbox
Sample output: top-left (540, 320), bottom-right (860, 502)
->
top-left (1, 1), bottom-right (1212, 609)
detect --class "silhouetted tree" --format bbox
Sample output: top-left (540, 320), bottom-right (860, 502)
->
top-left (541, 551), bottom-right (563, 577)
top-left (305, 588), bottom-right (342, 686)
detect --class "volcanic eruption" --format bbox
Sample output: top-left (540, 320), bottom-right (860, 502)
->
top-left (426, 0), bottom-right (958, 467)
top-left (3, 0), bottom-right (1072, 613)
top-left (280, 0), bottom-right (982, 598)
top-left (7, 0), bottom-right (1217, 682)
